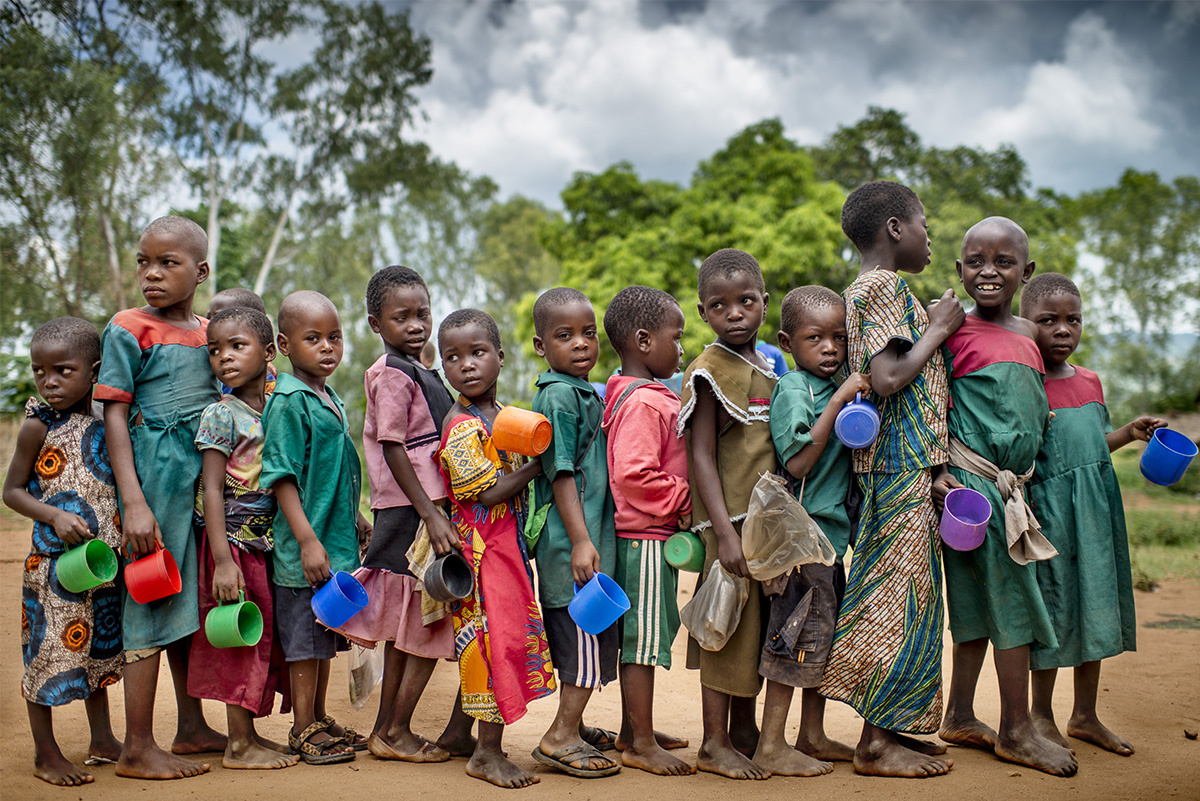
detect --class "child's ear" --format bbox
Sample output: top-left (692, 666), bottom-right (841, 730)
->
top-left (498, 347), bottom-right (505, 368)
top-left (1022, 260), bottom-right (1036, 283)
top-left (196, 260), bottom-right (210, 284)
top-left (696, 302), bottom-right (708, 324)
top-left (635, 328), bottom-right (652, 353)
top-left (89, 360), bottom-right (101, 384)
top-left (265, 342), bottom-right (277, 362)
top-left (777, 331), bottom-right (792, 355)
top-left (887, 216), bottom-right (904, 243)
top-left (276, 333), bottom-right (290, 357)
top-left (367, 315), bottom-right (381, 335)
top-left (955, 259), bottom-right (964, 282)
top-left (532, 335), bottom-right (545, 358)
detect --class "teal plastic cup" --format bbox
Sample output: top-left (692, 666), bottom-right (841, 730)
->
top-left (56, 539), bottom-right (118, 593)
top-left (665, 531), bottom-right (706, 572)
top-left (205, 591), bottom-right (264, 648)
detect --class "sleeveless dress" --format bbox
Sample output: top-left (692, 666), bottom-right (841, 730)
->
top-left (21, 399), bottom-right (123, 706)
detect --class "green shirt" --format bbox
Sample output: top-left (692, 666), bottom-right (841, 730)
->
top-left (532, 370), bottom-right (617, 608)
top-left (769, 370), bottom-right (853, 560)
top-left (260, 372), bottom-right (363, 588)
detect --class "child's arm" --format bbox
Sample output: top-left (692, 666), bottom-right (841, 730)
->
top-left (2, 416), bottom-right (92, 545)
top-left (869, 288), bottom-right (964, 397)
top-left (1106, 416), bottom-right (1167, 453)
top-left (690, 379), bottom-right (749, 577)
top-left (200, 449), bottom-right (244, 601)
top-left (103, 401), bottom-right (161, 555)
top-left (611, 400), bottom-right (690, 523)
top-left (383, 443), bottom-right (457, 555)
top-left (475, 459), bottom-right (542, 508)
top-left (551, 472), bottom-right (601, 586)
top-left (782, 372), bottom-right (873, 481)
top-left (274, 478), bottom-right (332, 586)
top-left (356, 511), bottom-right (373, 553)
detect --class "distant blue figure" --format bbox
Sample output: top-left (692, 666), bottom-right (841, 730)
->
top-left (757, 339), bottom-right (789, 377)
top-left (590, 381), bottom-right (607, 399)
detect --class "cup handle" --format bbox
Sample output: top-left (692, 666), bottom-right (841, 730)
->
top-left (855, 391), bottom-right (862, 403)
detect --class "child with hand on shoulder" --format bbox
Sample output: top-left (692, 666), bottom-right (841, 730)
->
top-left (4, 318), bottom-right (123, 787)
top-left (97, 216), bottom-right (224, 780)
top-left (1020, 273), bottom-right (1165, 757)
top-left (679, 249), bottom-right (776, 781)
top-left (600, 286), bottom-right (694, 776)
top-left (187, 307), bottom-right (296, 771)
top-left (436, 309), bottom-right (555, 788)
top-left (259, 291), bottom-right (372, 765)
top-left (818, 182), bottom-right (961, 778)
top-left (934, 217), bottom-right (1077, 778)
top-left (758, 286), bottom-right (872, 776)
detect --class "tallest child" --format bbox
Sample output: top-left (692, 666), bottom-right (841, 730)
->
top-left (97, 216), bottom-right (225, 779)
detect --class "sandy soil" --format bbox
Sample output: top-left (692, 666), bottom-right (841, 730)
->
top-left (2, 513), bottom-right (1197, 801)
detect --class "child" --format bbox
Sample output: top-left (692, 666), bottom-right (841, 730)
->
top-left (3, 318), bottom-right (123, 787)
top-left (97, 215), bottom-right (224, 780)
top-left (332, 265), bottom-right (465, 762)
top-left (817, 182), bottom-right (961, 778)
top-left (934, 217), bottom-right (1078, 778)
top-left (529, 287), bottom-right (622, 778)
top-left (259, 290), bottom-right (373, 764)
top-left (1020, 273), bottom-right (1165, 756)
top-left (207, 288), bottom-right (277, 396)
top-left (436, 309), bottom-right (556, 787)
top-left (600, 286), bottom-right (694, 776)
top-left (678, 248), bottom-right (776, 781)
top-left (759, 286), bottom-right (872, 776)
top-left (187, 306), bottom-right (296, 770)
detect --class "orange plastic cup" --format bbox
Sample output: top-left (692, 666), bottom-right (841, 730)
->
top-left (125, 543), bottom-right (183, 604)
top-left (492, 407), bottom-right (553, 456)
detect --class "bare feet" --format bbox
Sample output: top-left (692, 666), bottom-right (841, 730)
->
top-left (729, 724), bottom-right (760, 757)
top-left (88, 733), bottom-right (124, 763)
top-left (367, 733), bottom-right (450, 763)
top-left (437, 730), bottom-right (478, 758)
top-left (794, 730), bottom-right (855, 762)
top-left (223, 740), bottom-right (299, 770)
top-left (1031, 712), bottom-right (1071, 749)
top-left (753, 741), bottom-right (833, 777)
top-left (254, 733), bottom-right (290, 754)
top-left (616, 729), bottom-right (690, 752)
top-left (895, 734), bottom-right (949, 755)
top-left (34, 753), bottom-right (94, 787)
top-left (467, 750), bottom-right (539, 788)
top-left (994, 726), bottom-right (1078, 776)
top-left (854, 738), bottom-right (952, 778)
top-left (620, 741), bottom-right (696, 776)
top-left (697, 740), bottom-right (770, 780)
top-left (171, 723), bottom-right (227, 755)
top-left (117, 743), bottom-right (210, 779)
top-left (939, 715), bottom-right (998, 751)
top-left (1068, 713), bottom-right (1134, 756)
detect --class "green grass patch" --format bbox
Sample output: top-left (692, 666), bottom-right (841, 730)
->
top-left (1129, 544), bottom-right (1200, 589)
top-left (1125, 508), bottom-right (1200, 548)
top-left (1112, 447), bottom-right (1200, 499)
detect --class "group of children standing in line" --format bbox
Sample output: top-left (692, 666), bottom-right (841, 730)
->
top-left (6, 179), bottom-right (1164, 788)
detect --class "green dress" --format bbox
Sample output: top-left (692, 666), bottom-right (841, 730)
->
top-left (1028, 366), bottom-right (1135, 670)
top-left (943, 315), bottom-right (1056, 651)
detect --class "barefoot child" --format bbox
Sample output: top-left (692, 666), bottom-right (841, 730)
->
top-left (600, 286), bottom-right (694, 776)
top-left (679, 249), bottom-right (776, 781)
top-left (97, 216), bottom-right (224, 779)
top-left (758, 286), bottom-right (872, 776)
top-left (187, 307), bottom-right (297, 771)
top-left (817, 182), bottom-right (962, 778)
top-left (436, 309), bottom-right (556, 787)
top-left (260, 291), bottom-right (373, 764)
top-left (529, 288), bottom-right (622, 778)
top-left (934, 217), bottom-right (1078, 778)
top-left (3, 318), bottom-right (124, 787)
top-left (332, 266), bottom-right (465, 762)
top-left (1020, 273), bottom-right (1165, 756)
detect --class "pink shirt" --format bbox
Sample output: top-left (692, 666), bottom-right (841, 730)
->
top-left (363, 354), bottom-right (446, 509)
top-left (602, 375), bottom-right (691, 539)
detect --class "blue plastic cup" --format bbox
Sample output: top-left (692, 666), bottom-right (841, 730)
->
top-left (835, 392), bottom-right (880, 449)
top-left (311, 571), bottom-right (369, 629)
top-left (568, 572), bottom-right (630, 635)
top-left (940, 487), bottom-right (992, 551)
top-left (1140, 428), bottom-right (1198, 486)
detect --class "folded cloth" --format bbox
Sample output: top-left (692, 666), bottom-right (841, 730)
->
top-left (947, 437), bottom-right (1058, 566)
top-left (405, 519), bottom-right (451, 627)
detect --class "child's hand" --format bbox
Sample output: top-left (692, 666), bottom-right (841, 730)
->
top-left (931, 468), bottom-right (964, 512)
top-left (120, 501), bottom-right (162, 556)
top-left (427, 513), bottom-right (460, 556)
top-left (212, 560), bottom-right (244, 603)
top-left (52, 510), bottom-right (93, 547)
top-left (927, 289), bottom-right (966, 335)
top-left (356, 513), bottom-right (373, 553)
top-left (833, 372), bottom-right (873, 406)
top-left (571, 540), bottom-right (600, 586)
top-left (301, 540), bottom-right (332, 586)
top-left (718, 531), bottom-right (750, 578)
top-left (1129, 416), bottom-right (1168, 442)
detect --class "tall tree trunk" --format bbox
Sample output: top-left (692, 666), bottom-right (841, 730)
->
top-left (99, 210), bottom-right (126, 309)
top-left (206, 156), bottom-right (222, 303)
top-left (253, 188), bottom-right (295, 295)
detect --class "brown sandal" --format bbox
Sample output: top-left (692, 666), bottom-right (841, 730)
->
top-left (321, 715), bottom-right (368, 751)
top-left (289, 720), bottom-right (355, 765)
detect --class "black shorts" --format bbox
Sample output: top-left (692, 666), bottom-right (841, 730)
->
top-left (361, 505), bottom-right (422, 576)
top-left (274, 585), bottom-right (350, 662)
top-left (758, 562), bottom-right (846, 688)
top-left (542, 606), bottom-right (618, 689)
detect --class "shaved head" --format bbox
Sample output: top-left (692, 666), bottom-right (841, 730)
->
top-left (141, 215), bottom-right (207, 262)
top-left (278, 290), bottom-right (339, 337)
top-left (962, 216), bottom-right (1029, 260)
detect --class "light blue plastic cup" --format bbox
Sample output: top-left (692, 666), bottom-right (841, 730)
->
top-left (835, 392), bottom-right (880, 449)
top-left (311, 571), bottom-right (369, 629)
top-left (568, 572), bottom-right (630, 635)
top-left (1139, 428), bottom-right (1197, 486)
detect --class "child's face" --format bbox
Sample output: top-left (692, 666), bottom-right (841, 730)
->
top-left (137, 231), bottom-right (208, 310)
top-left (1025, 292), bottom-right (1083, 367)
top-left (370, 285), bottom-right (432, 360)
top-left (207, 320), bottom-right (275, 390)
top-left (641, 305), bottom-right (686, 380)
top-left (697, 272), bottom-right (768, 348)
top-left (533, 301), bottom-right (599, 378)
top-left (777, 303), bottom-right (847, 380)
top-left (956, 226), bottom-right (1034, 308)
top-left (30, 340), bottom-right (97, 412)
top-left (896, 204), bottom-right (932, 274)
top-left (440, 324), bottom-right (503, 398)
top-left (278, 306), bottom-right (344, 380)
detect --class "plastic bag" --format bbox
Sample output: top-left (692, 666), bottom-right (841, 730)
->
top-left (742, 472), bottom-right (836, 581)
top-left (680, 563), bottom-right (750, 651)
top-left (348, 644), bottom-right (385, 709)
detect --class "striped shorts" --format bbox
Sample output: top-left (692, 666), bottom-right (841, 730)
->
top-left (615, 537), bottom-right (680, 668)
top-left (543, 606), bottom-right (618, 689)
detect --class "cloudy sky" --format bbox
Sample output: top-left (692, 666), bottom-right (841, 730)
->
top-left (387, 0), bottom-right (1200, 207)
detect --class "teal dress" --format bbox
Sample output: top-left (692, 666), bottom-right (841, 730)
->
top-left (96, 308), bottom-right (219, 650)
top-left (1028, 366), bottom-right (1135, 670)
top-left (943, 315), bottom-right (1056, 651)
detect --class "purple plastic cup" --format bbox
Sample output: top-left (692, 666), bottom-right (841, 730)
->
top-left (940, 487), bottom-right (992, 551)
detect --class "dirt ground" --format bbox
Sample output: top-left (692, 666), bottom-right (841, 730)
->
top-left (1, 512), bottom-right (1197, 801)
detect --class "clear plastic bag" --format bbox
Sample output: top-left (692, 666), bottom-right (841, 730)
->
top-left (348, 644), bottom-right (385, 709)
top-left (680, 563), bottom-right (750, 651)
top-left (742, 472), bottom-right (836, 582)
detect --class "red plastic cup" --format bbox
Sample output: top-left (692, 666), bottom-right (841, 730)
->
top-left (125, 543), bottom-right (183, 604)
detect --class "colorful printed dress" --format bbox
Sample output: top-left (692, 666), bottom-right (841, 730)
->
top-left (95, 309), bottom-right (219, 650)
top-left (21, 399), bottom-right (123, 706)
top-left (438, 404), bottom-right (556, 724)
top-left (819, 269), bottom-right (949, 734)
top-left (1028, 367), bottom-right (1135, 670)
top-left (943, 315), bottom-right (1056, 651)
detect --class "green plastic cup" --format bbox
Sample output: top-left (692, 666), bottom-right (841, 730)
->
top-left (56, 539), bottom-right (118, 593)
top-left (665, 531), bottom-right (706, 573)
top-left (204, 591), bottom-right (263, 648)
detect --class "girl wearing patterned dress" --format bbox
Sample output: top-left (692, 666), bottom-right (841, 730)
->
top-left (4, 318), bottom-right (123, 787)
top-left (435, 309), bottom-right (555, 789)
